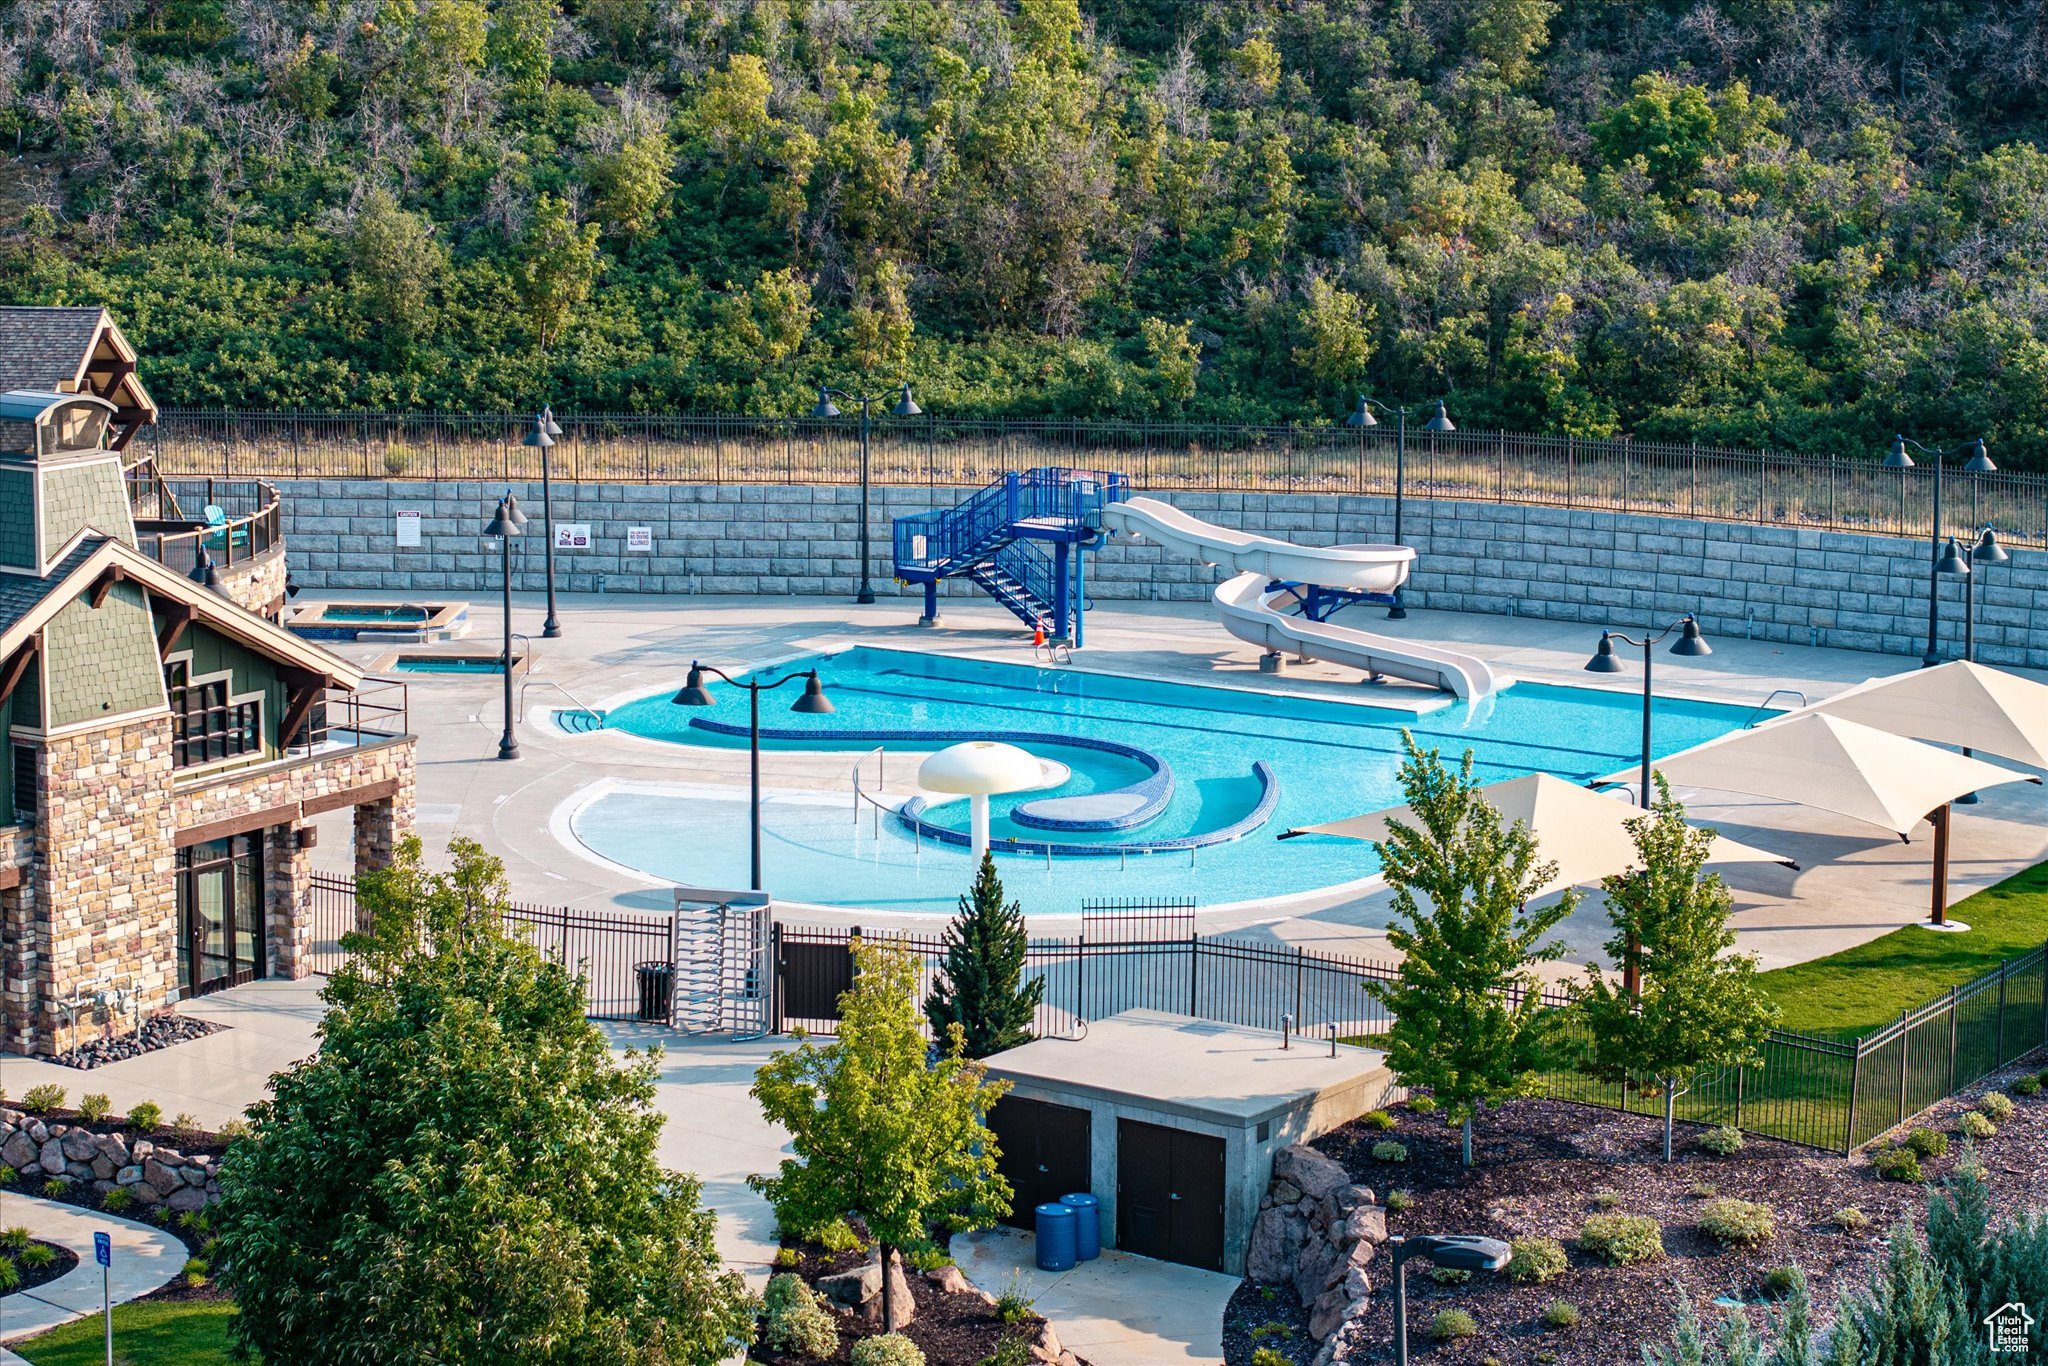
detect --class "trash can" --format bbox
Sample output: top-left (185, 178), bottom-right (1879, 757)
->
top-left (634, 961), bottom-right (674, 1022)
top-left (1059, 1193), bottom-right (1100, 1261)
top-left (1034, 1202), bottom-right (1077, 1272)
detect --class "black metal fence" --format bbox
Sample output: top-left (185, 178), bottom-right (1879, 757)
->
top-left (150, 409), bottom-right (2048, 549)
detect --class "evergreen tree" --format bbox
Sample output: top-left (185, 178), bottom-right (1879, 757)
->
top-left (1366, 733), bottom-right (1576, 1166)
top-left (1573, 777), bottom-right (1782, 1160)
top-left (925, 852), bottom-right (1045, 1058)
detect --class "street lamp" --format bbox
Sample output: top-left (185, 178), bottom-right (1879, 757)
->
top-left (1956, 527), bottom-right (2009, 806)
top-left (671, 662), bottom-right (834, 891)
top-left (484, 495), bottom-right (525, 760)
top-left (811, 383), bottom-right (921, 604)
top-left (1345, 396), bottom-right (1454, 619)
top-left (188, 549), bottom-right (226, 595)
top-left (525, 406), bottom-right (565, 638)
top-left (1388, 1234), bottom-right (1510, 1366)
top-left (1883, 434), bottom-right (1993, 666)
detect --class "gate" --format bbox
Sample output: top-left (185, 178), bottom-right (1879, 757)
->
top-left (775, 925), bottom-right (860, 1031)
top-left (672, 887), bottom-right (772, 1037)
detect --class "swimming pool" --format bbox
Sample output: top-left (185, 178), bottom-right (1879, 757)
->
top-left (565, 647), bottom-right (1762, 914)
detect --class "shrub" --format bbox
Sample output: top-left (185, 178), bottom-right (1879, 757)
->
top-left (1686, 1182), bottom-right (1718, 1199)
top-left (1385, 1190), bottom-right (1414, 1213)
top-left (1251, 1351), bottom-right (1289, 1366)
top-left (763, 1275), bottom-right (837, 1359)
top-left (1958, 1111), bottom-right (1996, 1140)
top-left (1371, 1141), bottom-right (1408, 1163)
top-left (1905, 1127), bottom-right (1948, 1158)
top-left (1249, 1322), bottom-right (1293, 1342)
top-left (1, 1226), bottom-right (29, 1251)
top-left (20, 1242), bottom-right (56, 1269)
top-left (40, 1179), bottom-right (67, 1199)
top-left (170, 1113), bottom-right (202, 1144)
top-left (218, 1119), bottom-right (252, 1142)
top-left (1542, 1300), bottom-right (1581, 1329)
top-left (1699, 1199), bottom-right (1776, 1247)
top-left (1578, 1214), bottom-right (1665, 1265)
top-left (1763, 1266), bottom-right (1804, 1299)
top-left (382, 447), bottom-right (413, 475)
top-left (77, 1093), bottom-right (112, 1124)
top-left (1591, 1190), bottom-right (1620, 1211)
top-left (0, 1259), bottom-right (18, 1293)
top-left (906, 1243), bottom-right (953, 1272)
top-left (2011, 1075), bottom-right (2042, 1097)
top-left (101, 1187), bottom-right (133, 1213)
top-left (1834, 1207), bottom-right (1871, 1232)
top-left (773, 1247), bottom-right (800, 1268)
top-left (1698, 1125), bottom-right (1743, 1156)
top-left (126, 1102), bottom-right (161, 1132)
top-left (1977, 1091), bottom-right (2014, 1121)
top-left (812, 1218), bottom-right (862, 1254)
top-left (763, 1272), bottom-right (816, 1317)
top-left (1430, 1310), bottom-right (1478, 1341)
top-left (1407, 1095), bottom-right (1438, 1115)
top-left (0, 1168), bottom-right (14, 1186)
top-left (1506, 1236), bottom-right (1568, 1285)
top-left (1431, 1266), bottom-right (1471, 1285)
top-left (980, 1337), bottom-right (1034, 1366)
top-left (181, 1257), bottom-right (208, 1287)
top-left (1360, 1109), bottom-right (1396, 1131)
top-left (1871, 1145), bottom-right (1923, 1182)
top-left (995, 1276), bottom-right (1035, 1324)
top-left (20, 1084), bottom-right (64, 1114)
top-left (851, 1333), bottom-right (926, 1366)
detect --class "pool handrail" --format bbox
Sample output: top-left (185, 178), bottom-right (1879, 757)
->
top-left (1744, 688), bottom-right (1808, 728)
top-left (522, 675), bottom-right (606, 726)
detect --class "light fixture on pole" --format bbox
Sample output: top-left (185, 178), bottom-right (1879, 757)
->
top-left (525, 407), bottom-right (563, 639)
top-left (1387, 1235), bottom-right (1511, 1366)
top-left (811, 382), bottom-right (921, 605)
top-left (1954, 526), bottom-right (2010, 806)
top-left (1344, 396), bottom-right (1453, 620)
top-left (483, 496), bottom-right (524, 760)
top-left (1883, 434), bottom-right (1993, 667)
top-left (188, 549), bottom-right (226, 595)
top-left (671, 663), bottom-right (834, 891)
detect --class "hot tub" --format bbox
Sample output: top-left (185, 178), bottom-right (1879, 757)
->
top-left (288, 601), bottom-right (471, 643)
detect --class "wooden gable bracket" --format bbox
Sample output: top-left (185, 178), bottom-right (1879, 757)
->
top-left (89, 565), bottom-right (131, 608)
top-left (277, 666), bottom-right (331, 747)
top-left (0, 637), bottom-right (40, 708)
top-left (87, 359), bottom-right (138, 381)
top-left (155, 601), bottom-right (198, 660)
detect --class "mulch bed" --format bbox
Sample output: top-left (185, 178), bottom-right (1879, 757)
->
top-left (2, 1238), bottom-right (80, 1296)
top-left (1224, 1052), bottom-right (2048, 1366)
top-left (760, 1235), bottom-right (1053, 1366)
top-left (7, 1106), bottom-right (234, 1262)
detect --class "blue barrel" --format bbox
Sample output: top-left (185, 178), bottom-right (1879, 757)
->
top-left (1060, 1193), bottom-right (1100, 1260)
top-left (1034, 1202), bottom-right (1077, 1272)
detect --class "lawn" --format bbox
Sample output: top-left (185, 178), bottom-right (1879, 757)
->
top-left (13, 1299), bottom-right (237, 1366)
top-left (1759, 859), bottom-right (2048, 1040)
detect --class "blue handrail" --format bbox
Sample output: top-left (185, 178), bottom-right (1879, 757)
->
top-left (893, 467), bottom-right (1127, 580)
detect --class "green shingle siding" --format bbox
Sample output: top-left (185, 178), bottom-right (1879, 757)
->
top-left (38, 459), bottom-right (135, 562)
top-left (45, 582), bottom-right (163, 727)
top-left (0, 470), bottom-right (35, 569)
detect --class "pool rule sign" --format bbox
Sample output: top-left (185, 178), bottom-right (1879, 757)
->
top-left (95, 1229), bottom-right (112, 1364)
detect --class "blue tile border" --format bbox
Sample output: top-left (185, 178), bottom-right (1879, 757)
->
top-left (896, 761), bottom-right (1279, 858)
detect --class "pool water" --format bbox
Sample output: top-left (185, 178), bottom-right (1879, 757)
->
top-left (571, 647), bottom-right (1761, 914)
top-left (394, 656), bottom-right (507, 674)
top-left (320, 606), bottom-right (434, 623)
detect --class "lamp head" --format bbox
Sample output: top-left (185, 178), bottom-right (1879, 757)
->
top-left (483, 497), bottom-right (522, 538)
top-left (671, 664), bottom-right (714, 708)
top-left (1883, 434), bottom-right (1914, 468)
top-left (1936, 536), bottom-right (1971, 576)
top-left (522, 413), bottom-right (554, 449)
top-left (1420, 400), bottom-right (1455, 433)
top-left (1668, 615), bottom-right (1712, 657)
top-left (1400, 1234), bottom-right (1512, 1271)
top-left (1584, 631), bottom-right (1624, 673)
top-left (541, 404), bottom-right (563, 438)
top-left (810, 388), bottom-right (841, 420)
top-left (1973, 527), bottom-right (2009, 566)
top-left (1962, 438), bottom-right (1995, 473)
top-left (504, 492), bottom-right (530, 528)
top-left (189, 549), bottom-right (221, 588)
top-left (790, 672), bottom-right (834, 714)
top-left (1344, 395), bottom-right (1377, 429)
top-left (890, 383), bottom-right (922, 418)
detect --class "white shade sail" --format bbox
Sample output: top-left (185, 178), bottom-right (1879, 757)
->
top-left (1635, 713), bottom-right (2038, 836)
top-left (1282, 771), bottom-right (1795, 900)
top-left (1786, 660), bottom-right (2048, 770)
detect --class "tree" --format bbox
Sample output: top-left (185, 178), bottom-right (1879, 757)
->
top-left (924, 852), bottom-right (1044, 1057)
top-left (346, 187), bottom-right (446, 354)
top-left (515, 195), bottom-right (602, 355)
top-left (752, 938), bottom-right (1011, 1330)
top-left (1366, 733), bottom-right (1576, 1166)
top-left (1573, 778), bottom-right (1781, 1160)
top-left (846, 258), bottom-right (914, 377)
top-left (1290, 276), bottom-right (1375, 394)
top-left (213, 837), bottom-right (754, 1365)
top-left (588, 133), bottom-right (674, 239)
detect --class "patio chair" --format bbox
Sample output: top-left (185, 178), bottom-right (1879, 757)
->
top-left (200, 504), bottom-right (249, 554)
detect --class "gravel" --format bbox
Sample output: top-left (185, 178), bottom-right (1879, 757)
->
top-left (47, 1016), bottom-right (228, 1070)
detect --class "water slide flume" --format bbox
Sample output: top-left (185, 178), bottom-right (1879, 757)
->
top-left (1099, 497), bottom-right (1500, 699)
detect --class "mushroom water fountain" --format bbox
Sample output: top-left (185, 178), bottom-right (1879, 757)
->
top-left (918, 741), bottom-right (1046, 862)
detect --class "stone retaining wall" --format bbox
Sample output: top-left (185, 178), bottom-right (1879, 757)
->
top-left (273, 480), bottom-right (2048, 668)
top-left (0, 1110), bottom-right (220, 1213)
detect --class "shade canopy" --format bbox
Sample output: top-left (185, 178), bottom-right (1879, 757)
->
top-left (1283, 772), bottom-right (1795, 900)
top-left (1786, 660), bottom-right (2048, 771)
top-left (1634, 713), bottom-right (2037, 836)
top-left (918, 741), bottom-right (1045, 796)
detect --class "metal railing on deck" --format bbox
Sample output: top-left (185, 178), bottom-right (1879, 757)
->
top-left (126, 470), bottom-right (284, 577)
top-left (289, 679), bottom-right (410, 757)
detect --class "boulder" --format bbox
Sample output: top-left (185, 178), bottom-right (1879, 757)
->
top-left (91, 1156), bottom-right (116, 1181)
top-left (1269, 1179), bottom-right (1303, 1207)
top-left (924, 1265), bottom-right (972, 1296)
top-left (1308, 1288), bottom-right (1371, 1343)
top-left (1339, 1207), bottom-right (1388, 1247)
top-left (115, 1165), bottom-right (143, 1186)
top-left (1318, 1185), bottom-right (1375, 1227)
top-left (1323, 1261), bottom-right (1372, 1303)
top-left (1030, 1322), bottom-right (1063, 1365)
top-left (142, 1157), bottom-right (182, 1195)
top-left (1273, 1145), bottom-right (1350, 1202)
top-left (1326, 1238), bottom-right (1376, 1281)
top-left (1293, 1236), bottom-right (1339, 1306)
top-left (39, 1143), bottom-right (67, 1175)
top-left (815, 1259), bottom-right (915, 1331)
top-left (166, 1185), bottom-right (209, 1213)
top-left (130, 1140), bottom-right (154, 1162)
top-left (128, 1183), bottom-right (162, 1207)
top-left (94, 1133), bottom-right (130, 1166)
top-left (91, 1180), bottom-right (118, 1199)
top-left (27, 1121), bottom-right (48, 1144)
top-left (0, 1130), bottom-right (35, 1170)
top-left (1058, 1353), bottom-right (1081, 1366)
top-left (61, 1129), bottom-right (99, 1162)
top-left (154, 1148), bottom-right (184, 1165)
top-left (1246, 1205), bottom-right (1308, 1284)
top-left (180, 1166), bottom-right (207, 1188)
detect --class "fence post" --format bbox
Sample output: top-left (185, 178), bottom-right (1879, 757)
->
top-left (1898, 1013), bottom-right (1910, 1132)
top-left (1948, 987), bottom-right (1959, 1096)
top-left (770, 922), bottom-right (784, 1034)
top-left (1294, 946), bottom-right (1305, 1025)
top-left (1844, 1042), bottom-right (1861, 1154)
top-left (1734, 1064), bottom-right (1744, 1133)
top-left (1188, 933), bottom-right (1199, 1018)
top-left (1995, 959), bottom-right (2008, 1064)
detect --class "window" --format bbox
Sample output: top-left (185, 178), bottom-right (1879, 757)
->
top-left (166, 660), bottom-right (263, 768)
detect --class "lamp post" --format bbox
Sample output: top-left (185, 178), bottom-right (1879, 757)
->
top-left (1344, 396), bottom-right (1454, 619)
top-left (1388, 1235), bottom-right (1511, 1366)
top-left (1955, 527), bottom-right (2008, 806)
top-left (671, 662), bottom-right (834, 891)
top-left (525, 406), bottom-right (565, 638)
top-left (484, 495), bottom-right (525, 760)
top-left (188, 549), bottom-right (226, 596)
top-left (811, 383), bottom-right (922, 604)
top-left (1882, 434), bottom-right (1993, 666)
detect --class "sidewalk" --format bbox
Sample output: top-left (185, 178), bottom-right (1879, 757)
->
top-left (0, 1194), bottom-right (185, 1347)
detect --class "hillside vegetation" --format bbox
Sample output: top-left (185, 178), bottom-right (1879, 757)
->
top-left (4, 0), bottom-right (2048, 463)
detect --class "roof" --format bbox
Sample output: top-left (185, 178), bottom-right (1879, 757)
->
top-left (0, 307), bottom-right (107, 394)
top-left (0, 538), bottom-right (106, 637)
top-left (1790, 661), bottom-right (2048, 770)
top-left (1284, 771), bottom-right (1796, 898)
top-left (0, 390), bottom-right (115, 422)
top-left (984, 1010), bottom-right (1389, 1127)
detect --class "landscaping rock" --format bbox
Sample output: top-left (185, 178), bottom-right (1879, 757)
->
top-left (130, 1140), bottom-right (153, 1162)
top-left (180, 1166), bottom-right (207, 1187)
top-left (27, 1121), bottom-right (48, 1144)
top-left (46, 1015), bottom-right (227, 1070)
top-left (167, 1185), bottom-right (208, 1213)
top-left (0, 1130), bottom-right (34, 1169)
top-left (1247, 1204), bottom-right (1308, 1283)
top-left (1274, 1145), bottom-right (1350, 1201)
top-left (1293, 1236), bottom-right (1339, 1305)
top-left (1269, 1178), bottom-right (1303, 1206)
top-left (1339, 1207), bottom-right (1387, 1247)
top-left (815, 1259), bottom-right (915, 1331)
top-left (924, 1265), bottom-right (972, 1296)
top-left (1030, 1322), bottom-right (1063, 1364)
top-left (94, 1133), bottom-right (130, 1166)
top-left (61, 1129), bottom-right (99, 1162)
top-left (39, 1143), bottom-right (67, 1175)
top-left (91, 1155), bottom-right (116, 1181)
top-left (142, 1157), bottom-right (182, 1195)
top-left (115, 1165), bottom-right (142, 1186)
top-left (128, 1184), bottom-right (162, 1207)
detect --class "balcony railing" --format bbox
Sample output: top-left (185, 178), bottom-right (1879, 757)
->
top-left (288, 679), bottom-right (411, 759)
top-left (125, 463), bottom-right (283, 578)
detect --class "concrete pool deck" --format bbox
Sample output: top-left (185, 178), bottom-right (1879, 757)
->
top-left (299, 590), bottom-right (2048, 977)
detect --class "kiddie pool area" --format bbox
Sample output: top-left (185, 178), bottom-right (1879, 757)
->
top-left (558, 647), bottom-right (1765, 915)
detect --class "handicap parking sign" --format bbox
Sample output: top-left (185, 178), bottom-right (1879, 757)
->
top-left (93, 1231), bottom-right (110, 1267)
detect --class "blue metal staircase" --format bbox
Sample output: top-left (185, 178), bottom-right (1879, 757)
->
top-left (894, 468), bottom-right (1128, 643)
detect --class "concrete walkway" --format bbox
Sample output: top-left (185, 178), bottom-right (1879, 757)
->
top-left (952, 1226), bottom-right (1237, 1366)
top-left (0, 1194), bottom-right (186, 1347)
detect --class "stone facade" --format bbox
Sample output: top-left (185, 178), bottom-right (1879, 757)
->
top-left (216, 543), bottom-right (288, 619)
top-left (274, 480), bottom-right (2048, 669)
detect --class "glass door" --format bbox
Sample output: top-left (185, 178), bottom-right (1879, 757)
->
top-left (193, 866), bottom-right (231, 992)
top-left (177, 834), bottom-right (266, 998)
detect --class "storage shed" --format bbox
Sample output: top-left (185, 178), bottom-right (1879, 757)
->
top-left (983, 1010), bottom-right (1394, 1274)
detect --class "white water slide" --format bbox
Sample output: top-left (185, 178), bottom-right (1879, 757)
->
top-left (1100, 497), bottom-right (1500, 700)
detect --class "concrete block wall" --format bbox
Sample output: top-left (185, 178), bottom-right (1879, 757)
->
top-left (272, 480), bottom-right (2048, 669)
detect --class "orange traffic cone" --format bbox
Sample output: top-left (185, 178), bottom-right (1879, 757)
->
top-left (1033, 619), bottom-right (1046, 647)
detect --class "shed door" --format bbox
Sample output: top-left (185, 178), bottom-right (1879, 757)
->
top-left (989, 1096), bottom-right (1092, 1228)
top-left (1116, 1119), bottom-right (1226, 1272)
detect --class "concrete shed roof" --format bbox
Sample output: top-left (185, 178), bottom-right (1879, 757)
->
top-left (985, 1010), bottom-right (1389, 1128)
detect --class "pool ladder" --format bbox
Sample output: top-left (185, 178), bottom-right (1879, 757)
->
top-left (1743, 688), bottom-right (1808, 728)
top-left (520, 676), bottom-right (607, 731)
